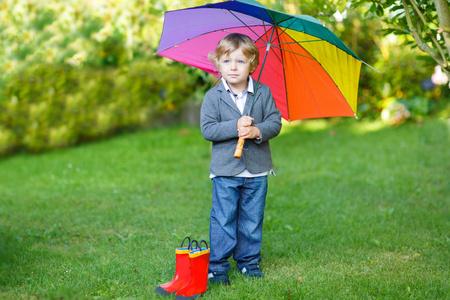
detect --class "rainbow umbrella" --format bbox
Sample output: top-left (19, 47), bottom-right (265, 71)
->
top-left (157, 0), bottom-right (365, 121)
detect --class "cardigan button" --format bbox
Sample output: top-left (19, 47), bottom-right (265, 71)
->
top-left (244, 143), bottom-right (249, 149)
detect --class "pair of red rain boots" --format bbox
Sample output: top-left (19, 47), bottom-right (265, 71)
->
top-left (155, 237), bottom-right (210, 300)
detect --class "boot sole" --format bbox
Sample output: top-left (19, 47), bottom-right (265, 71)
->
top-left (155, 286), bottom-right (173, 296)
top-left (175, 294), bottom-right (200, 300)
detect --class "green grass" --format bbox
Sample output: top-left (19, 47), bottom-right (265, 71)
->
top-left (0, 119), bottom-right (449, 299)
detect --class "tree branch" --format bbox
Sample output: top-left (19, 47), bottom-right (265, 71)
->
top-left (407, 0), bottom-right (447, 67)
top-left (402, 1), bottom-right (445, 67)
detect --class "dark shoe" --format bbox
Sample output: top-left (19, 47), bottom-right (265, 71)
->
top-left (208, 271), bottom-right (230, 285)
top-left (240, 264), bottom-right (263, 278)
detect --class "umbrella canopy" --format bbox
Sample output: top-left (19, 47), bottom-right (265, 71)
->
top-left (157, 0), bottom-right (363, 121)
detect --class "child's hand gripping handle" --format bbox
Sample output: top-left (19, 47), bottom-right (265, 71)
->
top-left (234, 137), bottom-right (245, 159)
top-left (235, 115), bottom-right (254, 159)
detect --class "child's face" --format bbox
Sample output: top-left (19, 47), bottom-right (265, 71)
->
top-left (217, 47), bottom-right (254, 92)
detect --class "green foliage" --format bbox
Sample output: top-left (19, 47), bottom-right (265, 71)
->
top-left (0, 59), bottom-right (197, 156)
top-left (0, 0), bottom-right (214, 157)
top-left (0, 120), bottom-right (448, 298)
top-left (350, 0), bottom-right (450, 76)
top-left (328, 4), bottom-right (449, 120)
top-left (0, 0), bottom-right (449, 157)
top-left (1, 0), bottom-right (146, 68)
top-left (0, 0), bottom-right (218, 71)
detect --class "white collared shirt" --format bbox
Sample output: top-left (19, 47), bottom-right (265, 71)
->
top-left (221, 77), bottom-right (254, 115)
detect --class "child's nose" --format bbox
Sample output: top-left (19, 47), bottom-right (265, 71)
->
top-left (231, 62), bottom-right (237, 70)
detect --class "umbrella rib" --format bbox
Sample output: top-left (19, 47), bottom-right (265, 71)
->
top-left (269, 18), bottom-right (296, 44)
top-left (267, 39), bottom-right (324, 61)
top-left (227, 10), bottom-right (267, 44)
top-left (162, 23), bottom-right (279, 52)
top-left (272, 39), bottom-right (323, 45)
top-left (255, 44), bottom-right (283, 65)
top-left (265, 28), bottom-right (284, 65)
top-left (259, 8), bottom-right (269, 44)
top-left (269, 45), bottom-right (316, 60)
top-left (277, 28), bottom-right (290, 121)
top-left (249, 23), bottom-right (277, 115)
top-left (219, 27), bottom-right (268, 47)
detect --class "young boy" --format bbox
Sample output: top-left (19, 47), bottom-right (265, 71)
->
top-left (200, 33), bottom-right (282, 285)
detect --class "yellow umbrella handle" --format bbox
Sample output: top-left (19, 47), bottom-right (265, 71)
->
top-left (234, 137), bottom-right (245, 158)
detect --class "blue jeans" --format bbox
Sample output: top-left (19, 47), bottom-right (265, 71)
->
top-left (209, 176), bottom-right (268, 273)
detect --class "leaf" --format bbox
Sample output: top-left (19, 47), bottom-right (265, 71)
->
top-left (284, 225), bottom-right (293, 231)
top-left (391, 4), bottom-right (404, 11)
top-left (381, 28), bottom-right (397, 36)
top-left (350, 1), bottom-right (364, 9)
top-left (371, 239), bottom-right (381, 247)
top-left (380, 28), bottom-right (409, 36)
top-left (335, 1), bottom-right (348, 13)
top-left (376, 4), bottom-right (384, 17)
top-left (369, 3), bottom-right (377, 15)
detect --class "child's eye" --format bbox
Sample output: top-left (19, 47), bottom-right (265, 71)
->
top-left (223, 60), bottom-right (230, 63)
top-left (238, 60), bottom-right (245, 64)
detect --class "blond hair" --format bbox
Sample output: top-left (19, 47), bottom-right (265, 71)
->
top-left (209, 33), bottom-right (259, 73)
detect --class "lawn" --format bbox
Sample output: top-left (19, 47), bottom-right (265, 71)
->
top-left (0, 119), bottom-right (448, 299)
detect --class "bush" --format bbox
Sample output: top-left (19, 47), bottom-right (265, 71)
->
top-left (0, 59), bottom-right (198, 156)
top-left (380, 96), bottom-right (434, 125)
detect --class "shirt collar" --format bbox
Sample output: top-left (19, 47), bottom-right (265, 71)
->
top-left (221, 76), bottom-right (254, 96)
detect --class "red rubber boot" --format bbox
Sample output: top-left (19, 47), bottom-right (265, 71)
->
top-left (175, 240), bottom-right (210, 300)
top-left (155, 237), bottom-right (192, 296)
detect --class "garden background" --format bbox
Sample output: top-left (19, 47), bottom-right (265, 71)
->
top-left (0, 0), bottom-right (449, 156)
top-left (0, 0), bottom-right (449, 299)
